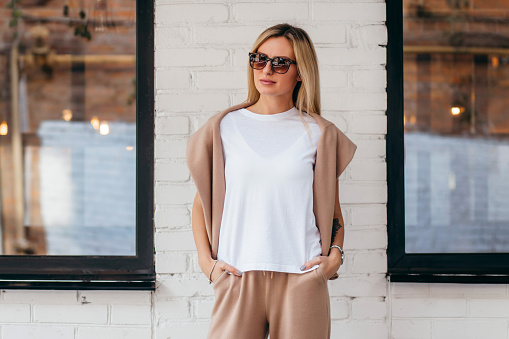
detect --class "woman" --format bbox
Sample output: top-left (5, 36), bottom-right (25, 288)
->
top-left (186, 23), bottom-right (357, 339)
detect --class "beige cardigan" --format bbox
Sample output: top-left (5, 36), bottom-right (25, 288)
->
top-left (186, 102), bottom-right (357, 280)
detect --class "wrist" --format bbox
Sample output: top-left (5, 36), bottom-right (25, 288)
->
top-left (329, 245), bottom-right (344, 266)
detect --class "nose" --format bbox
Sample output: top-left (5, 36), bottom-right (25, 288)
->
top-left (262, 61), bottom-right (272, 75)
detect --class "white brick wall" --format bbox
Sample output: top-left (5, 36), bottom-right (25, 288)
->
top-left (3, 2), bottom-right (507, 339)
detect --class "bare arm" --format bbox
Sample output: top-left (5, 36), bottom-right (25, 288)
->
top-left (192, 192), bottom-right (242, 281)
top-left (329, 178), bottom-right (344, 264)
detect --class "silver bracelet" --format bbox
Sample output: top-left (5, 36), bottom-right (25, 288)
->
top-left (208, 259), bottom-right (219, 284)
top-left (330, 245), bottom-right (344, 266)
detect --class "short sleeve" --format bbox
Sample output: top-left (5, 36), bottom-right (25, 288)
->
top-left (335, 125), bottom-right (357, 178)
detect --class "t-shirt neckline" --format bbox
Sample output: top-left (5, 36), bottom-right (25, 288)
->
top-left (239, 107), bottom-right (298, 121)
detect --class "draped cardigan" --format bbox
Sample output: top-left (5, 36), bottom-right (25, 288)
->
top-left (186, 101), bottom-right (357, 280)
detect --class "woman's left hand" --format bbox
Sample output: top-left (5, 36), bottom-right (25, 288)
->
top-left (300, 250), bottom-right (342, 279)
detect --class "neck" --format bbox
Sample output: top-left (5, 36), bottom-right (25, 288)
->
top-left (248, 96), bottom-right (294, 115)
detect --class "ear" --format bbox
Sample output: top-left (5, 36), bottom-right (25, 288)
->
top-left (297, 72), bottom-right (302, 82)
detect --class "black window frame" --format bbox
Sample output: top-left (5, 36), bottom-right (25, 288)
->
top-left (0, 0), bottom-right (155, 290)
top-left (387, 0), bottom-right (509, 283)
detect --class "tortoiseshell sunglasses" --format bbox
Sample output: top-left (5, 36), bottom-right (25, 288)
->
top-left (248, 52), bottom-right (297, 74)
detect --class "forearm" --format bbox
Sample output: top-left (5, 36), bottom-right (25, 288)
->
top-left (191, 192), bottom-right (214, 272)
top-left (330, 179), bottom-right (344, 262)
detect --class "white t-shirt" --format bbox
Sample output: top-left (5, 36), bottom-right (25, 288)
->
top-left (217, 106), bottom-right (323, 274)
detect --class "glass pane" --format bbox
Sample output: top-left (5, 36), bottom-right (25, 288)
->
top-left (0, 1), bottom-right (136, 255)
top-left (403, 0), bottom-right (509, 253)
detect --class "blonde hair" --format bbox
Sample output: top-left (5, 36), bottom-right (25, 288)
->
top-left (246, 23), bottom-right (321, 142)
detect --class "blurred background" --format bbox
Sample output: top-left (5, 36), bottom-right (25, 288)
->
top-left (0, 0), bottom-right (137, 255)
top-left (403, 0), bottom-right (509, 253)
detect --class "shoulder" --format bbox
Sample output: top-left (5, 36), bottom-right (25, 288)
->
top-left (188, 102), bottom-right (254, 144)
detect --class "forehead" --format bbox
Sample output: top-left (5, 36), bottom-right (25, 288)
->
top-left (257, 36), bottom-right (295, 59)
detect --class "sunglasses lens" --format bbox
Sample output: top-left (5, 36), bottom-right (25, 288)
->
top-left (250, 53), bottom-right (267, 69)
top-left (272, 57), bottom-right (290, 74)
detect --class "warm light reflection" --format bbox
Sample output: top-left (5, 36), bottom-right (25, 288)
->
top-left (99, 121), bottom-right (110, 135)
top-left (90, 116), bottom-right (100, 130)
top-left (0, 121), bottom-right (7, 135)
top-left (410, 115), bottom-right (416, 124)
top-left (404, 115), bottom-right (406, 125)
top-left (451, 106), bottom-right (463, 115)
top-left (126, 146), bottom-right (134, 151)
top-left (492, 56), bottom-right (499, 68)
top-left (62, 109), bottom-right (72, 121)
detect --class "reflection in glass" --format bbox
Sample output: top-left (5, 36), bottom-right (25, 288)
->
top-left (0, 1), bottom-right (136, 255)
top-left (404, 0), bottom-right (509, 253)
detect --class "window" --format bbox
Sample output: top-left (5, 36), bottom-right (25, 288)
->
top-left (387, 0), bottom-right (509, 283)
top-left (0, 0), bottom-right (154, 289)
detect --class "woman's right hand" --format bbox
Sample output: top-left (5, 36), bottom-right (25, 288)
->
top-left (205, 258), bottom-right (243, 283)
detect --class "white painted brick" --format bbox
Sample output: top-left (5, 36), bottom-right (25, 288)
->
top-left (301, 24), bottom-right (347, 45)
top-left (1, 290), bottom-right (76, 304)
top-left (320, 70), bottom-right (348, 88)
top-left (155, 137), bottom-right (188, 159)
top-left (352, 299), bottom-right (387, 320)
top-left (350, 114), bottom-right (387, 134)
top-left (351, 251), bottom-right (387, 274)
top-left (196, 71), bottom-right (247, 89)
top-left (155, 161), bottom-right (189, 182)
top-left (0, 304), bottom-right (30, 323)
top-left (156, 252), bottom-right (188, 274)
top-left (155, 4), bottom-right (228, 24)
top-left (390, 283), bottom-right (430, 296)
top-left (157, 93), bottom-right (230, 113)
top-left (155, 299), bottom-right (190, 320)
top-left (392, 319), bottom-right (431, 339)
top-left (155, 230), bottom-right (196, 252)
top-left (194, 299), bottom-right (214, 319)
top-left (234, 3), bottom-right (308, 21)
top-left (350, 24), bottom-right (387, 49)
top-left (433, 319), bottom-right (507, 339)
top-left (392, 298), bottom-right (466, 318)
top-left (328, 275), bottom-right (387, 297)
top-left (353, 69), bottom-right (386, 89)
top-left (348, 139), bottom-right (386, 159)
top-left (351, 205), bottom-right (387, 226)
top-left (330, 321), bottom-right (387, 339)
top-left (322, 91), bottom-right (387, 111)
top-left (341, 182), bottom-right (387, 204)
top-left (330, 298), bottom-right (349, 320)
top-left (349, 160), bottom-right (386, 181)
top-left (77, 291), bottom-right (151, 305)
top-left (156, 321), bottom-right (210, 339)
top-left (34, 304), bottom-right (107, 324)
top-left (155, 49), bottom-right (228, 67)
top-left (110, 305), bottom-right (151, 325)
top-left (156, 69), bottom-right (191, 90)
top-left (344, 228), bottom-right (387, 250)
top-left (155, 116), bottom-right (189, 135)
top-left (155, 207), bottom-right (190, 229)
top-left (2, 325), bottom-right (74, 339)
top-left (430, 284), bottom-right (507, 296)
top-left (155, 27), bottom-right (191, 48)
top-left (313, 3), bottom-right (386, 21)
top-left (317, 47), bottom-right (386, 66)
top-left (155, 184), bottom-right (196, 205)
top-left (195, 26), bottom-right (261, 45)
top-left (469, 299), bottom-right (509, 318)
top-left (232, 48), bottom-right (252, 68)
top-left (78, 327), bottom-right (151, 339)
top-left (156, 275), bottom-right (214, 298)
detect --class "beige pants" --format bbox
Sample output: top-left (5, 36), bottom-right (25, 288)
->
top-left (208, 266), bottom-right (331, 339)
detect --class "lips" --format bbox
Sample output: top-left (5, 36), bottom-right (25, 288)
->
top-left (260, 79), bottom-right (276, 85)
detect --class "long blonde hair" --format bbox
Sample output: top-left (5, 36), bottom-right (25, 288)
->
top-left (246, 23), bottom-right (321, 141)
